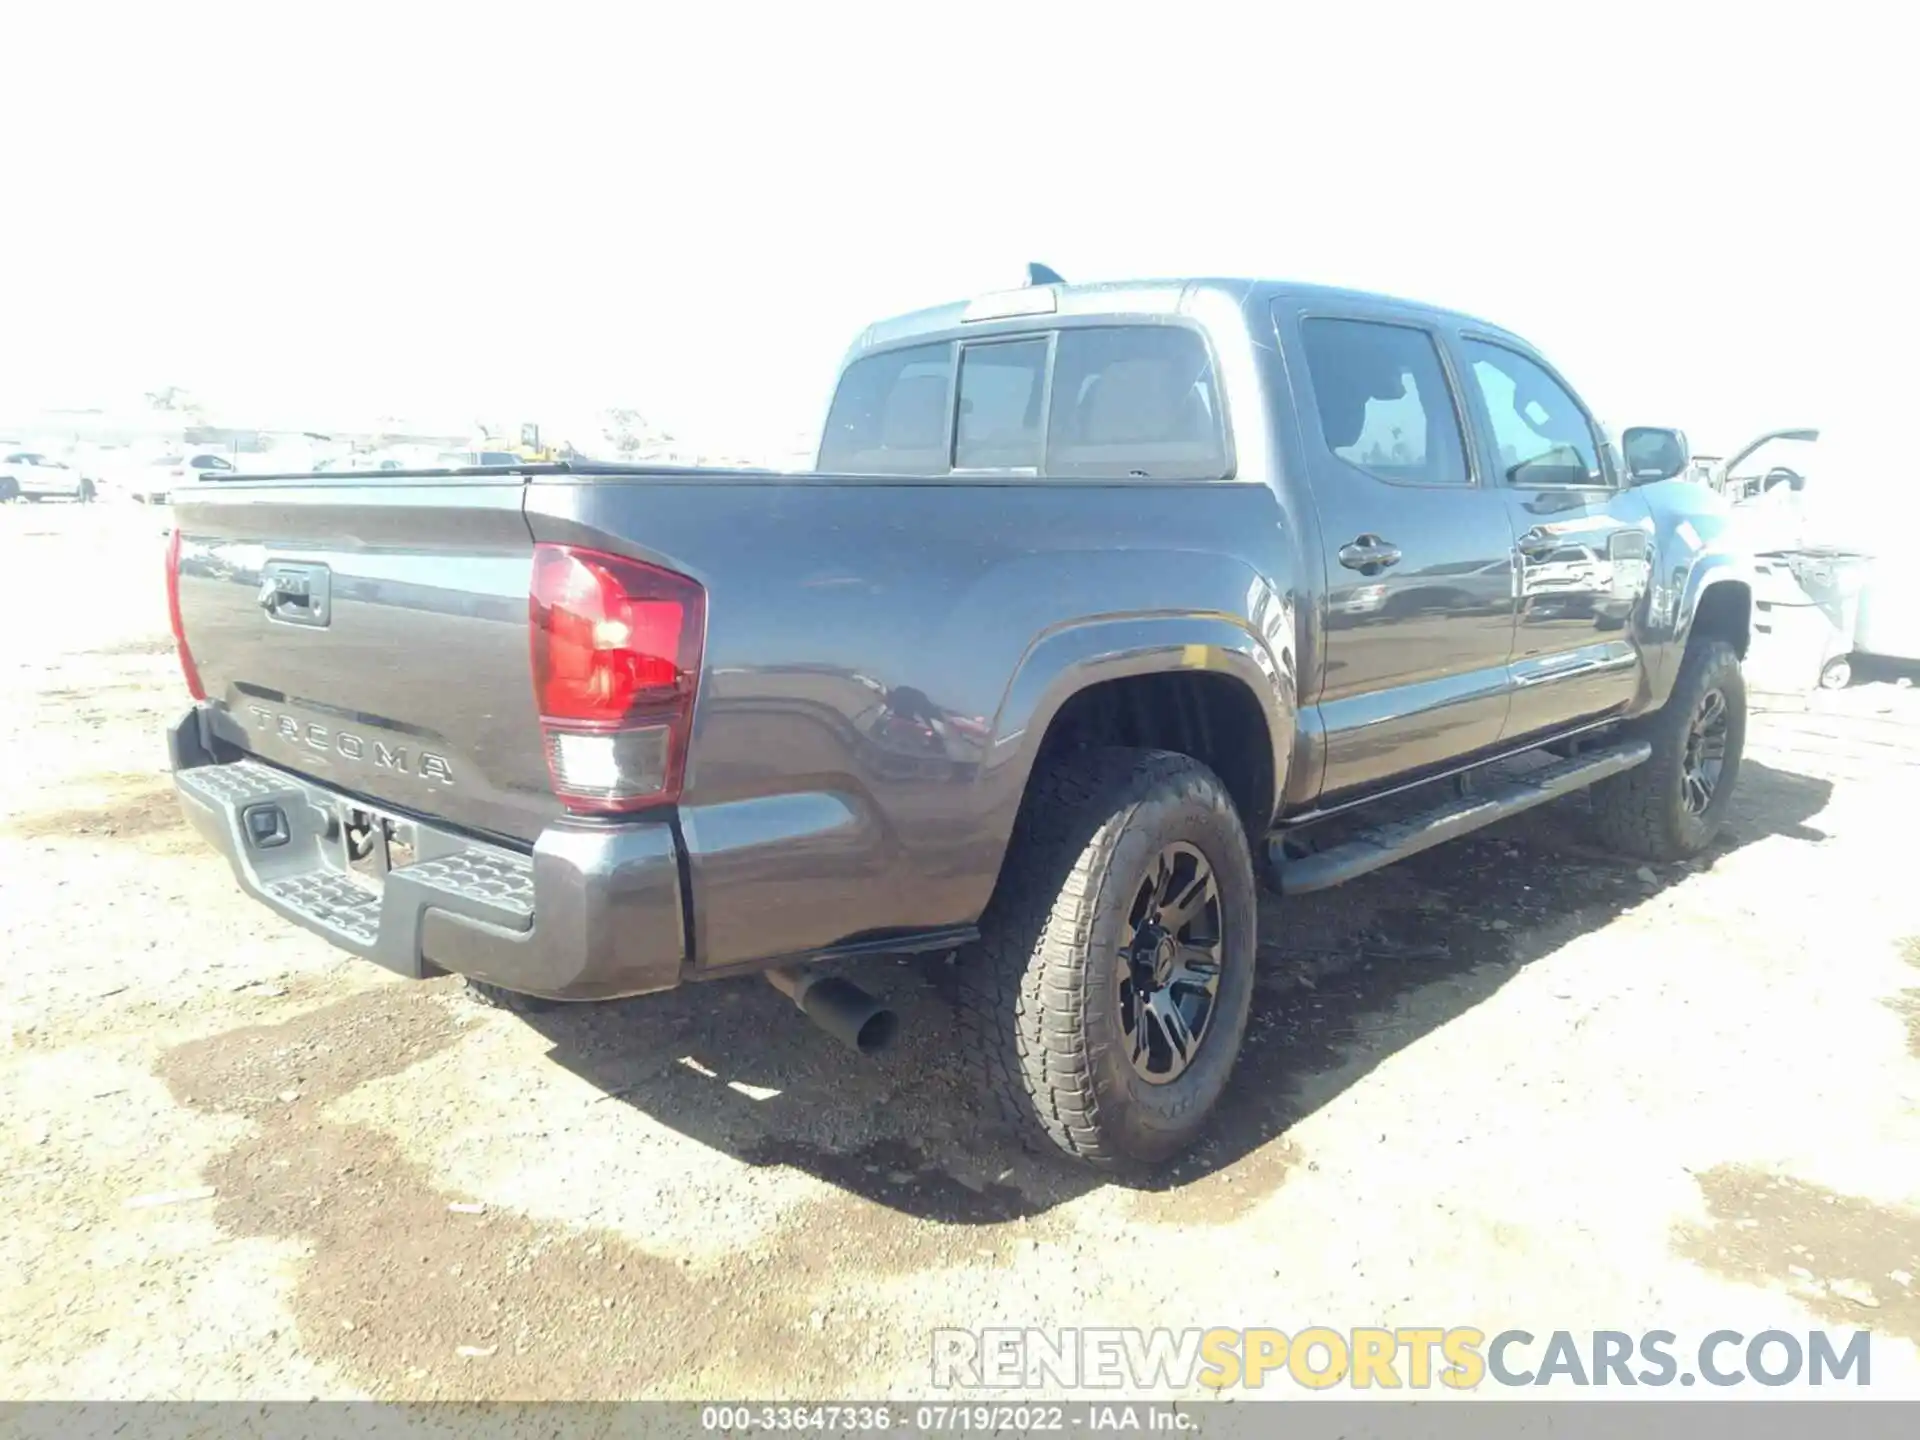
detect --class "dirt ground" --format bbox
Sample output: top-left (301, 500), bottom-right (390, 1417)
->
top-left (5, 500), bottom-right (1920, 1402)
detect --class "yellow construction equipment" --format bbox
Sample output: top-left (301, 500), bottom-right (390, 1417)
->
top-left (467, 422), bottom-right (567, 463)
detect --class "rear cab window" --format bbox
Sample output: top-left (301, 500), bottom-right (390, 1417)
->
top-left (818, 342), bottom-right (953, 475)
top-left (819, 324), bottom-right (1229, 480)
top-left (1047, 327), bottom-right (1227, 480)
top-left (955, 339), bottom-right (1048, 472)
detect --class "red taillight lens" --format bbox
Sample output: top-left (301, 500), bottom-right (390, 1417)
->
top-left (165, 527), bottom-right (207, 700)
top-left (529, 544), bottom-right (705, 812)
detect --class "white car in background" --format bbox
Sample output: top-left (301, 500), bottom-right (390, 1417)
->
top-left (1717, 427), bottom-right (1920, 679)
top-left (127, 451), bottom-right (237, 504)
top-left (1, 451), bottom-right (95, 502)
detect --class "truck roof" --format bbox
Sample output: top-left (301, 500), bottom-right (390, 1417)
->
top-left (854, 277), bottom-right (1527, 354)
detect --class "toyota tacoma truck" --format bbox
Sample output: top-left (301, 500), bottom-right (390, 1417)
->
top-left (165, 273), bottom-right (1752, 1169)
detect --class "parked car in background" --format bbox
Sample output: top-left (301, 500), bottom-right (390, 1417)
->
top-left (1, 451), bottom-right (94, 502)
top-left (313, 453), bottom-right (412, 473)
top-left (304, 447), bottom-right (524, 475)
top-left (129, 452), bottom-right (237, 504)
top-left (1713, 427), bottom-right (1918, 683)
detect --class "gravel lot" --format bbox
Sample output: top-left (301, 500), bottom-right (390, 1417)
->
top-left (5, 500), bottom-right (1920, 1402)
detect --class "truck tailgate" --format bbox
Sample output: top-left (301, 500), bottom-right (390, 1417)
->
top-left (171, 479), bottom-right (557, 844)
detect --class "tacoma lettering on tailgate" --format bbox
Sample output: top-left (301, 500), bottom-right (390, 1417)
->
top-left (245, 704), bottom-right (455, 786)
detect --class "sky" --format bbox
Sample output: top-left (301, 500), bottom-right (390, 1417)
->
top-left (5, 2), bottom-right (1912, 465)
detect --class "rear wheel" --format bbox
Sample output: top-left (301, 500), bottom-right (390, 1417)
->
top-left (959, 748), bottom-right (1257, 1168)
top-left (1818, 654), bottom-right (1853, 691)
top-left (1590, 638), bottom-right (1746, 861)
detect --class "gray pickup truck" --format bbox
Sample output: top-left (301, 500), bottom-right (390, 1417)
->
top-left (166, 272), bottom-right (1752, 1169)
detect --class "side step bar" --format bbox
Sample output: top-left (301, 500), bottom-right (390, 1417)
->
top-left (1269, 740), bottom-right (1652, 895)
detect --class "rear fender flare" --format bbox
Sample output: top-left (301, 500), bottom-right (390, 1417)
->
top-left (978, 612), bottom-right (1295, 853)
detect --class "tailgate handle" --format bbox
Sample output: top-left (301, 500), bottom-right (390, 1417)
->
top-left (258, 562), bottom-right (332, 627)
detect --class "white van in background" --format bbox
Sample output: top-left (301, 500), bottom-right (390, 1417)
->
top-left (1719, 428), bottom-right (1919, 680)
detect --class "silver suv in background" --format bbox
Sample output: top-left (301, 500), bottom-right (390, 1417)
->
top-left (129, 452), bottom-right (237, 505)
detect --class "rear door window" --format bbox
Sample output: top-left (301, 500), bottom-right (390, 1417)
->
top-left (818, 342), bottom-right (952, 475)
top-left (1046, 327), bottom-right (1227, 479)
top-left (1299, 319), bottom-right (1470, 486)
top-left (955, 338), bottom-right (1049, 472)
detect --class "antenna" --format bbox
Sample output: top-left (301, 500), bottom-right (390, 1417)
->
top-left (1025, 262), bottom-right (1066, 287)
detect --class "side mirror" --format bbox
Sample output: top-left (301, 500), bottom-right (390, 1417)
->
top-left (1621, 426), bottom-right (1689, 485)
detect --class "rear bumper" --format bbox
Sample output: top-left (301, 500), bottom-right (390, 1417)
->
top-left (168, 707), bottom-right (686, 1000)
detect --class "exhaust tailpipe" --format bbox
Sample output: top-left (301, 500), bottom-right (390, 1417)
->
top-left (765, 967), bottom-right (898, 1055)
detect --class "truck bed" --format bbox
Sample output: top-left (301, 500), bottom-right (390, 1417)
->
top-left (168, 465), bottom-right (1294, 977)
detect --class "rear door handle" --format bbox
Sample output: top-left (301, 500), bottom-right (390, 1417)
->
top-left (1338, 535), bottom-right (1402, 571)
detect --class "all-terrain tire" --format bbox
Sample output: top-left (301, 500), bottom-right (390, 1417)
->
top-left (958, 748), bottom-right (1258, 1169)
top-left (1590, 638), bottom-right (1746, 862)
top-left (463, 977), bottom-right (561, 1014)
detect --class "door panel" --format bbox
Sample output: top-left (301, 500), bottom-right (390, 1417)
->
top-left (1452, 337), bottom-right (1653, 739)
top-left (1503, 487), bottom-right (1655, 737)
top-left (1286, 311), bottom-right (1519, 800)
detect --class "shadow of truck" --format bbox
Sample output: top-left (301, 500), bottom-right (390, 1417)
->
top-left (516, 759), bottom-right (1833, 1223)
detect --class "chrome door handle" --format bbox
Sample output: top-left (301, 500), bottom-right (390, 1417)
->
top-left (1338, 536), bottom-right (1403, 571)
top-left (256, 561), bottom-right (332, 627)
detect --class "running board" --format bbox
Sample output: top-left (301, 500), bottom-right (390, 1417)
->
top-left (1269, 740), bottom-right (1652, 895)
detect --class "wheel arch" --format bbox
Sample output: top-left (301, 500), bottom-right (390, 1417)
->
top-left (1646, 560), bottom-right (1752, 710)
top-left (977, 614), bottom-right (1294, 911)
top-left (1687, 575), bottom-right (1753, 658)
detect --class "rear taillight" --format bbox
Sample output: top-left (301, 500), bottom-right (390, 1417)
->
top-left (529, 543), bottom-right (705, 813)
top-left (165, 527), bottom-right (206, 700)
